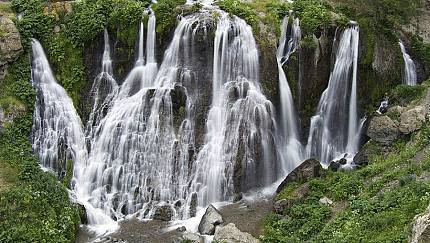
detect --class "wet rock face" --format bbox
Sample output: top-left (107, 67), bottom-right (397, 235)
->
top-left (399, 106), bottom-right (427, 134)
top-left (411, 204), bottom-right (430, 243)
top-left (0, 16), bottom-right (23, 82)
top-left (214, 223), bottom-right (259, 243)
top-left (296, 28), bottom-right (335, 135)
top-left (152, 204), bottom-right (174, 221)
top-left (366, 115), bottom-right (399, 145)
top-left (276, 158), bottom-right (322, 193)
top-left (198, 204), bottom-right (224, 235)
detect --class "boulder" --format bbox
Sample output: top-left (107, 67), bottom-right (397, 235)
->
top-left (353, 148), bottom-right (370, 167)
top-left (328, 161), bottom-right (341, 171)
top-left (214, 223), bottom-right (259, 243)
top-left (198, 204), bottom-right (223, 235)
top-left (274, 184), bottom-right (309, 214)
top-left (152, 204), bottom-right (174, 221)
top-left (366, 115), bottom-right (399, 144)
top-left (276, 159), bottom-right (322, 193)
top-left (399, 106), bottom-right (426, 134)
top-left (182, 232), bottom-right (204, 243)
top-left (411, 204), bottom-right (430, 243)
top-left (273, 199), bottom-right (293, 214)
top-left (0, 16), bottom-right (23, 81)
top-left (319, 197), bottom-right (333, 205)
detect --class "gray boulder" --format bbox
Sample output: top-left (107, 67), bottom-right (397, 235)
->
top-left (152, 204), bottom-right (174, 221)
top-left (0, 16), bottom-right (23, 81)
top-left (276, 159), bottom-right (322, 193)
top-left (214, 223), bottom-right (259, 243)
top-left (410, 204), bottom-right (430, 243)
top-left (182, 232), bottom-right (204, 243)
top-left (353, 149), bottom-right (370, 167)
top-left (273, 199), bottom-right (292, 214)
top-left (366, 115), bottom-right (399, 144)
top-left (399, 106), bottom-right (426, 134)
top-left (198, 204), bottom-right (223, 235)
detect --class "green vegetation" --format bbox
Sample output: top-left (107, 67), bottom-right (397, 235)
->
top-left (289, 0), bottom-right (331, 37)
top-left (262, 84), bottom-right (430, 242)
top-left (218, 0), bottom-right (260, 32)
top-left (0, 54), bottom-right (81, 242)
top-left (153, 0), bottom-right (186, 34)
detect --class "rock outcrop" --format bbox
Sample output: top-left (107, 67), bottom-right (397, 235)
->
top-left (214, 223), bottom-right (259, 243)
top-left (366, 115), bottom-right (399, 144)
top-left (152, 204), bottom-right (174, 221)
top-left (410, 204), bottom-right (430, 243)
top-left (182, 232), bottom-right (204, 243)
top-left (399, 106), bottom-right (427, 134)
top-left (276, 158), bottom-right (322, 193)
top-left (198, 204), bottom-right (224, 235)
top-left (0, 16), bottom-right (23, 82)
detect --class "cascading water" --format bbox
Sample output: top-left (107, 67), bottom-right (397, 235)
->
top-left (277, 16), bottom-right (303, 171)
top-left (306, 25), bottom-right (363, 164)
top-left (399, 41), bottom-right (417, 86)
top-left (188, 12), bottom-right (280, 208)
top-left (31, 39), bottom-right (87, 174)
top-left (86, 29), bottom-right (119, 139)
top-left (72, 14), bottom-right (213, 226)
top-left (31, 7), bottom-right (290, 234)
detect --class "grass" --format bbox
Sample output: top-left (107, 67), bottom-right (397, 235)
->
top-left (262, 84), bottom-right (430, 242)
top-left (0, 161), bottom-right (18, 193)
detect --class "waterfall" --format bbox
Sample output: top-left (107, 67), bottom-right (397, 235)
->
top-left (86, 29), bottom-right (119, 139)
top-left (189, 13), bottom-right (279, 208)
top-left (277, 16), bottom-right (303, 171)
top-left (31, 39), bottom-right (88, 174)
top-left (72, 14), bottom-right (211, 224)
top-left (31, 9), bottom-right (286, 230)
top-left (306, 25), bottom-right (362, 164)
top-left (399, 41), bottom-right (417, 86)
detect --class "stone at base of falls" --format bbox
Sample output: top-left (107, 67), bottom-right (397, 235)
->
top-left (214, 223), bottom-right (259, 243)
top-left (176, 226), bottom-right (186, 232)
top-left (353, 147), bottom-right (370, 167)
top-left (233, 193), bottom-right (243, 202)
top-left (328, 161), bottom-right (341, 171)
top-left (399, 106), bottom-right (427, 135)
top-left (198, 204), bottom-right (224, 235)
top-left (273, 199), bottom-right (293, 214)
top-left (410, 204), bottom-right (430, 243)
top-left (366, 115), bottom-right (399, 145)
top-left (276, 159), bottom-right (322, 193)
top-left (152, 205), bottom-right (174, 221)
top-left (181, 232), bottom-right (204, 243)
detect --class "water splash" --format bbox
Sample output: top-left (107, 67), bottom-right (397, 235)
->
top-left (306, 25), bottom-right (362, 164)
top-left (399, 41), bottom-right (417, 86)
top-left (277, 16), bottom-right (303, 171)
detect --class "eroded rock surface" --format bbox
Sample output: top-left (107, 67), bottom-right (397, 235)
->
top-left (0, 16), bottom-right (23, 82)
